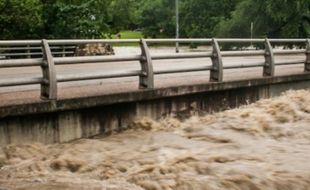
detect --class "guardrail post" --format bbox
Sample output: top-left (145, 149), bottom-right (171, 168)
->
top-left (305, 39), bottom-right (310, 72)
top-left (263, 38), bottom-right (275, 77)
top-left (139, 39), bottom-right (154, 89)
top-left (26, 45), bottom-right (31, 58)
top-left (41, 39), bottom-right (57, 100)
top-left (210, 38), bottom-right (223, 82)
top-left (62, 45), bottom-right (66, 57)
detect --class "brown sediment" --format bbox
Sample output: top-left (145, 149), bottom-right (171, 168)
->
top-left (1, 90), bottom-right (310, 190)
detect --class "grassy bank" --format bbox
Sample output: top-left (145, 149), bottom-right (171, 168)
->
top-left (111, 31), bottom-right (142, 46)
top-left (112, 31), bottom-right (143, 39)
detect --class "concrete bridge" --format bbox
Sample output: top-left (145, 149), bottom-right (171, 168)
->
top-left (0, 38), bottom-right (309, 145)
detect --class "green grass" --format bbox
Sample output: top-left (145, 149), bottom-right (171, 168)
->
top-left (112, 30), bottom-right (143, 39)
top-left (111, 30), bottom-right (142, 46)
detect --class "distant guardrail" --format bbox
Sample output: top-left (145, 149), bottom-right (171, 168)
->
top-left (0, 38), bottom-right (309, 100)
top-left (0, 44), bottom-right (76, 58)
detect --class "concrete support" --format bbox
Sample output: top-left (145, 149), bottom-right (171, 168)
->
top-left (41, 39), bottom-right (57, 100)
top-left (210, 38), bottom-right (223, 82)
top-left (263, 39), bottom-right (275, 77)
top-left (139, 39), bottom-right (154, 89)
top-left (305, 39), bottom-right (310, 72)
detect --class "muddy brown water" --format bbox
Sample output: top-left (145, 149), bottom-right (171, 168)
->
top-left (1, 90), bottom-right (310, 190)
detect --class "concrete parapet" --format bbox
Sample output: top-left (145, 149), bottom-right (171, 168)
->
top-left (0, 73), bottom-right (310, 145)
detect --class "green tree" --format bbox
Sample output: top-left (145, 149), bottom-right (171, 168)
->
top-left (216, 0), bottom-right (310, 38)
top-left (1, 0), bottom-right (308, 40)
top-left (138, 0), bottom-right (240, 38)
top-left (0, 0), bottom-right (43, 39)
top-left (139, 0), bottom-right (175, 38)
top-left (0, 0), bottom-right (112, 39)
top-left (41, 0), bottom-right (110, 39)
top-left (180, 0), bottom-right (240, 38)
top-left (109, 0), bottom-right (144, 33)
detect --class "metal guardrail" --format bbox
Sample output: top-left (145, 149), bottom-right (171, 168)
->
top-left (0, 38), bottom-right (309, 100)
top-left (0, 42), bottom-right (76, 59)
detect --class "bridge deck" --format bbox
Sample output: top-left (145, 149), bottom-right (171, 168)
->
top-left (0, 55), bottom-right (306, 108)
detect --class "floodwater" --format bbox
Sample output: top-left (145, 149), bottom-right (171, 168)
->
top-left (1, 90), bottom-right (310, 190)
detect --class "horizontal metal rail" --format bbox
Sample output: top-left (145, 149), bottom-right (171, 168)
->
top-left (154, 65), bottom-right (213, 74)
top-left (273, 49), bottom-right (306, 55)
top-left (0, 46), bottom-right (76, 51)
top-left (152, 52), bottom-right (212, 60)
top-left (216, 39), bottom-right (308, 43)
top-left (1, 38), bottom-right (308, 45)
top-left (0, 40), bottom-right (41, 46)
top-left (0, 38), bottom-right (308, 100)
top-left (269, 39), bottom-right (308, 43)
top-left (217, 39), bottom-right (265, 43)
top-left (54, 55), bottom-right (141, 64)
top-left (275, 59), bottom-right (306, 66)
top-left (0, 77), bottom-right (43, 87)
top-left (221, 50), bottom-right (265, 57)
top-left (0, 59), bottom-right (43, 68)
top-left (57, 70), bottom-right (141, 82)
top-left (220, 50), bottom-right (306, 57)
top-left (0, 51), bottom-right (75, 57)
top-left (48, 39), bottom-right (140, 45)
top-left (146, 39), bottom-right (213, 43)
top-left (224, 62), bottom-right (266, 69)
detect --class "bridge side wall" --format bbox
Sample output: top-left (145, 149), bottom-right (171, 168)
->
top-left (1, 79), bottom-right (309, 145)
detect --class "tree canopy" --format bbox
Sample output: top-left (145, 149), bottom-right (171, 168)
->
top-left (0, 0), bottom-right (42, 39)
top-left (180, 0), bottom-right (241, 38)
top-left (0, 0), bottom-right (309, 39)
top-left (41, 0), bottom-right (110, 39)
top-left (216, 0), bottom-right (310, 38)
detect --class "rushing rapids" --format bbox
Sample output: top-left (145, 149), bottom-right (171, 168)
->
top-left (1, 90), bottom-right (310, 190)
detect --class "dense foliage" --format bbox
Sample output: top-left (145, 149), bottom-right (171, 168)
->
top-left (0, 0), bottom-right (309, 39)
top-left (216, 0), bottom-right (310, 38)
top-left (179, 0), bottom-right (241, 38)
top-left (0, 0), bottom-right (42, 39)
top-left (139, 0), bottom-right (175, 38)
top-left (41, 0), bottom-right (110, 38)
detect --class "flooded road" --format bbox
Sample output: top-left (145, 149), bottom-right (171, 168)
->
top-left (1, 90), bottom-right (310, 190)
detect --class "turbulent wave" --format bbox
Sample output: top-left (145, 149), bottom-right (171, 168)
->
top-left (1, 90), bottom-right (310, 190)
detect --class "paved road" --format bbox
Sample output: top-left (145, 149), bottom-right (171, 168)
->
top-left (0, 49), bottom-right (306, 106)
